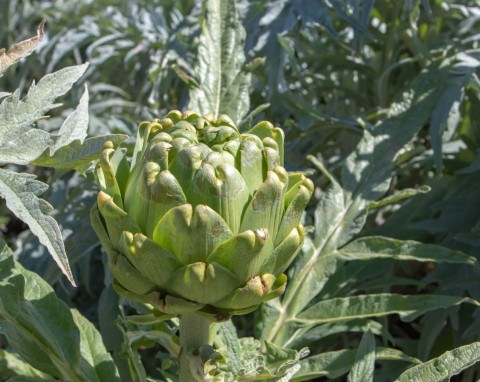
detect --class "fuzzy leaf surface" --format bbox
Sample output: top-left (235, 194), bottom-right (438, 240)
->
top-left (0, 63), bottom-right (88, 165)
top-left (187, 0), bottom-right (250, 123)
top-left (293, 347), bottom-right (420, 381)
top-left (296, 294), bottom-right (477, 324)
top-left (0, 240), bottom-right (119, 381)
top-left (0, 169), bottom-right (75, 285)
top-left (347, 329), bottom-right (375, 382)
top-left (395, 341), bottom-right (480, 382)
top-left (337, 236), bottom-right (478, 265)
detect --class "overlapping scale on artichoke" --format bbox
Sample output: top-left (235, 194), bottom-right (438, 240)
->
top-left (91, 110), bottom-right (313, 320)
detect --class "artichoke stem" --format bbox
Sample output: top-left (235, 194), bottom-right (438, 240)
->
top-left (179, 312), bottom-right (211, 382)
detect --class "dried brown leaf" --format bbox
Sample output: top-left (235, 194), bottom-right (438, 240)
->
top-left (0, 20), bottom-right (45, 76)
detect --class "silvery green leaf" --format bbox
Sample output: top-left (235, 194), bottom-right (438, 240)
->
top-left (53, 87), bottom-right (89, 150)
top-left (0, 240), bottom-right (119, 381)
top-left (0, 63), bottom-right (89, 165)
top-left (347, 329), bottom-right (375, 382)
top-left (293, 347), bottom-right (420, 381)
top-left (337, 236), bottom-right (478, 266)
top-left (296, 294), bottom-right (477, 324)
top-left (395, 342), bottom-right (480, 382)
top-left (0, 168), bottom-right (75, 285)
top-left (32, 134), bottom-right (127, 173)
top-left (187, 0), bottom-right (251, 123)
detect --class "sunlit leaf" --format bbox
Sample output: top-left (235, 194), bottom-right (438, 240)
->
top-left (187, 0), bottom-right (250, 123)
top-left (395, 342), bottom-right (480, 382)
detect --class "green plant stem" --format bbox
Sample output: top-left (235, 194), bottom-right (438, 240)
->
top-left (179, 312), bottom-right (211, 382)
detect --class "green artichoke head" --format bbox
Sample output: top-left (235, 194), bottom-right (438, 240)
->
top-left (91, 110), bottom-right (313, 320)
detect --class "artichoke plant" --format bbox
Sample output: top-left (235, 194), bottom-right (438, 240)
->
top-left (91, 110), bottom-right (313, 320)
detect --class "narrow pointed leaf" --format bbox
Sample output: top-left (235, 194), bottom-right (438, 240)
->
top-left (53, 87), bottom-right (89, 150)
top-left (338, 236), bottom-right (478, 265)
top-left (367, 186), bottom-right (431, 210)
top-left (294, 348), bottom-right (421, 381)
top-left (296, 294), bottom-right (478, 324)
top-left (347, 329), bottom-right (375, 382)
top-left (32, 134), bottom-right (127, 173)
top-left (0, 169), bottom-right (75, 285)
top-left (395, 342), bottom-right (480, 382)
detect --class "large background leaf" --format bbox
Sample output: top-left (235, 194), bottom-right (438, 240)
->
top-left (187, 0), bottom-right (251, 123)
top-left (0, 239), bottom-right (119, 381)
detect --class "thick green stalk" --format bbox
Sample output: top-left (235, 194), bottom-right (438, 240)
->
top-left (179, 312), bottom-right (211, 382)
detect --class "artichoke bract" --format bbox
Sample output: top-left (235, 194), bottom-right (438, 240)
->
top-left (91, 110), bottom-right (313, 320)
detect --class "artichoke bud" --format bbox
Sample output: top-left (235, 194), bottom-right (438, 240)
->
top-left (169, 144), bottom-right (211, 191)
top-left (97, 191), bottom-right (126, 218)
top-left (204, 125), bottom-right (239, 145)
top-left (95, 146), bottom-right (124, 208)
top-left (110, 253), bottom-right (157, 295)
top-left (190, 160), bottom-right (249, 233)
top-left (263, 225), bottom-right (304, 275)
top-left (153, 204), bottom-right (232, 265)
top-left (249, 121), bottom-right (285, 165)
top-left (118, 231), bottom-right (181, 286)
top-left (275, 175), bottom-right (313, 245)
top-left (263, 137), bottom-right (281, 170)
top-left (182, 110), bottom-right (201, 121)
top-left (143, 165), bottom-right (187, 237)
top-left (165, 262), bottom-right (240, 304)
top-left (158, 117), bottom-right (174, 129)
top-left (91, 110), bottom-right (313, 318)
top-left (205, 149), bottom-right (235, 169)
top-left (214, 273), bottom-right (286, 311)
top-left (170, 121), bottom-right (198, 143)
top-left (207, 229), bottom-right (272, 282)
top-left (170, 137), bottom-right (193, 156)
top-left (191, 116), bottom-right (209, 131)
top-left (218, 114), bottom-right (235, 127)
top-left (146, 141), bottom-right (172, 171)
top-left (150, 131), bottom-right (172, 144)
top-left (203, 112), bottom-right (215, 122)
top-left (240, 166), bottom-right (288, 236)
top-left (166, 109), bottom-right (183, 123)
top-left (223, 139), bottom-right (240, 157)
top-left (238, 136), bottom-right (265, 193)
top-left (130, 120), bottom-right (161, 170)
top-left (97, 191), bottom-right (141, 248)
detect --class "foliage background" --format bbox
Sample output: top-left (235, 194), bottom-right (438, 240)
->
top-left (1, 0), bottom-right (480, 381)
